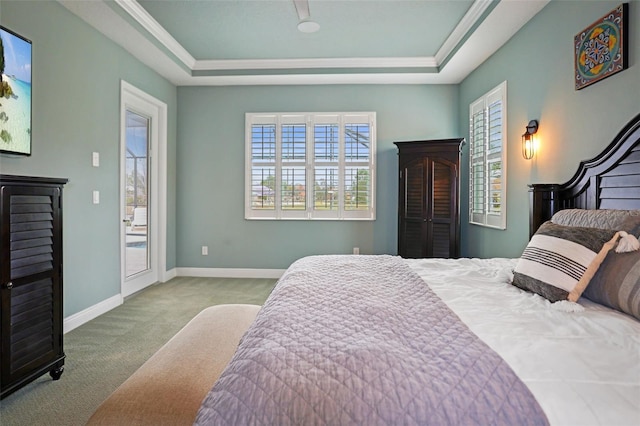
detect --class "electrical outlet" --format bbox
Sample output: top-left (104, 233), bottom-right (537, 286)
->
top-left (92, 190), bottom-right (100, 204)
top-left (353, 247), bottom-right (360, 255)
top-left (201, 246), bottom-right (208, 256)
top-left (92, 152), bottom-right (100, 167)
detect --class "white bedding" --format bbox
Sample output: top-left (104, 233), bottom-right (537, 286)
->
top-left (405, 257), bottom-right (640, 426)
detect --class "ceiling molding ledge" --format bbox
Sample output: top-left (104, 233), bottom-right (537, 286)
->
top-left (57, 0), bottom-right (192, 85)
top-left (184, 73), bottom-right (447, 87)
top-left (193, 57), bottom-right (438, 72)
top-left (441, 0), bottom-right (550, 82)
top-left (435, 0), bottom-right (496, 65)
top-left (114, 0), bottom-right (196, 69)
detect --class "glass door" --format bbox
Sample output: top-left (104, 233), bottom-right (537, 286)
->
top-left (120, 81), bottom-right (163, 298)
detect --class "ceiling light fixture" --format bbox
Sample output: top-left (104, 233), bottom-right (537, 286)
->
top-left (297, 19), bottom-right (320, 33)
top-left (293, 0), bottom-right (320, 33)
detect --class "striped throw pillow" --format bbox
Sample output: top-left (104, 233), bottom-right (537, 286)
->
top-left (512, 222), bottom-right (618, 302)
top-left (582, 250), bottom-right (640, 320)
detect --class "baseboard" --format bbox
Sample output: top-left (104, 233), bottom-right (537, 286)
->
top-left (176, 267), bottom-right (285, 279)
top-left (62, 268), bottom-right (279, 333)
top-left (63, 294), bottom-right (123, 334)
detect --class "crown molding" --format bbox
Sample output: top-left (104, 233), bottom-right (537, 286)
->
top-left (435, 0), bottom-right (495, 65)
top-left (114, 0), bottom-right (196, 69)
top-left (193, 57), bottom-right (438, 71)
top-left (181, 73), bottom-right (450, 87)
top-left (59, 0), bottom-right (550, 86)
top-left (441, 0), bottom-right (549, 82)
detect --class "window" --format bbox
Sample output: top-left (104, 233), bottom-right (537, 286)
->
top-left (469, 81), bottom-right (507, 229)
top-left (246, 112), bottom-right (376, 220)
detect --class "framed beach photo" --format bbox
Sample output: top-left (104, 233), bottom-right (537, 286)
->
top-left (574, 3), bottom-right (629, 90)
top-left (0, 26), bottom-right (32, 156)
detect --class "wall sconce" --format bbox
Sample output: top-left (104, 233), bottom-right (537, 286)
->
top-left (522, 119), bottom-right (539, 160)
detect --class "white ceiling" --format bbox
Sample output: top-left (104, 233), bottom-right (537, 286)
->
top-left (59, 0), bottom-right (550, 86)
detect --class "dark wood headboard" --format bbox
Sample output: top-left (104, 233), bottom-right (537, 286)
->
top-left (529, 112), bottom-right (640, 237)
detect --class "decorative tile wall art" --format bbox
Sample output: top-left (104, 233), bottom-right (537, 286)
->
top-left (575, 3), bottom-right (629, 90)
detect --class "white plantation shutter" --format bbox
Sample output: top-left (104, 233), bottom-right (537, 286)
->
top-left (487, 99), bottom-right (503, 217)
top-left (245, 112), bottom-right (376, 220)
top-left (250, 122), bottom-right (276, 212)
top-left (469, 82), bottom-right (507, 229)
top-left (313, 122), bottom-right (339, 213)
top-left (279, 116), bottom-right (307, 218)
top-left (343, 120), bottom-right (372, 218)
top-left (470, 102), bottom-right (486, 223)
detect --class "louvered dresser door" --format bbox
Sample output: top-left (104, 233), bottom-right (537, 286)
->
top-left (394, 139), bottom-right (463, 259)
top-left (1, 175), bottom-right (68, 399)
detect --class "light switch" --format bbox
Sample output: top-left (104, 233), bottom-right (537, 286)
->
top-left (93, 190), bottom-right (100, 204)
top-left (92, 152), bottom-right (100, 167)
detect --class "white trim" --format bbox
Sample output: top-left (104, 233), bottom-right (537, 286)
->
top-left (441, 0), bottom-right (549, 83)
top-left (120, 81), bottom-right (168, 297)
top-left (63, 294), bottom-right (123, 334)
top-left (157, 102), bottom-right (168, 282)
top-left (162, 267), bottom-right (178, 282)
top-left (122, 275), bottom-right (155, 298)
top-left (57, 0), bottom-right (192, 85)
top-left (194, 57), bottom-right (437, 71)
top-left (435, 0), bottom-right (494, 65)
top-left (175, 267), bottom-right (285, 279)
top-left (61, 267), bottom-right (277, 333)
top-left (114, 0), bottom-right (196, 68)
top-left (184, 73), bottom-right (453, 86)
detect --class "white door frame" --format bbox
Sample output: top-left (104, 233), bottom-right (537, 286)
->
top-left (120, 80), bottom-right (168, 297)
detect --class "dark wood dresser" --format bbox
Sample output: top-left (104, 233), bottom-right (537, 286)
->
top-left (394, 139), bottom-right (463, 258)
top-left (1, 175), bottom-right (67, 399)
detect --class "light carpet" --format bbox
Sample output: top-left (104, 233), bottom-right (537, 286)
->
top-left (0, 276), bottom-right (277, 426)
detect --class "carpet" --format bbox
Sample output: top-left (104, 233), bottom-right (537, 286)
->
top-left (0, 276), bottom-right (276, 425)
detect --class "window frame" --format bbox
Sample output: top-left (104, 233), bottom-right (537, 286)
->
top-left (245, 112), bottom-right (376, 221)
top-left (468, 81), bottom-right (507, 229)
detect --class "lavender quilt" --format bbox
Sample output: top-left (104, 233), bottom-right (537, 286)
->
top-left (195, 255), bottom-right (548, 425)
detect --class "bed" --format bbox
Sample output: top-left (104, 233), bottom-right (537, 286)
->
top-left (195, 253), bottom-right (639, 426)
top-left (90, 114), bottom-right (640, 425)
top-left (195, 113), bottom-right (640, 426)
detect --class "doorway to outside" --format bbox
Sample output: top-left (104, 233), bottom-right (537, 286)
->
top-left (120, 81), bottom-right (167, 298)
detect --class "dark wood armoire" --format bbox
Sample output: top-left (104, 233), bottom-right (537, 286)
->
top-left (1, 175), bottom-right (68, 399)
top-left (394, 139), bottom-right (463, 258)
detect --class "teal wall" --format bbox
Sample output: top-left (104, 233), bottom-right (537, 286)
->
top-left (2, 0), bottom-right (638, 318)
top-left (176, 85), bottom-right (458, 268)
top-left (459, 0), bottom-right (640, 258)
top-left (0, 1), bottom-right (178, 317)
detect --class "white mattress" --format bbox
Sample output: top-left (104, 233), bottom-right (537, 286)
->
top-left (405, 257), bottom-right (640, 426)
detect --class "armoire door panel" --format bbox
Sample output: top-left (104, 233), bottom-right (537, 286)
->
top-left (401, 220), bottom-right (425, 258)
top-left (432, 160), bottom-right (454, 219)
top-left (404, 161), bottom-right (425, 219)
top-left (431, 223), bottom-right (452, 258)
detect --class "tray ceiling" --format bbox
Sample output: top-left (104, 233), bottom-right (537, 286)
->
top-left (59, 0), bottom-right (550, 85)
